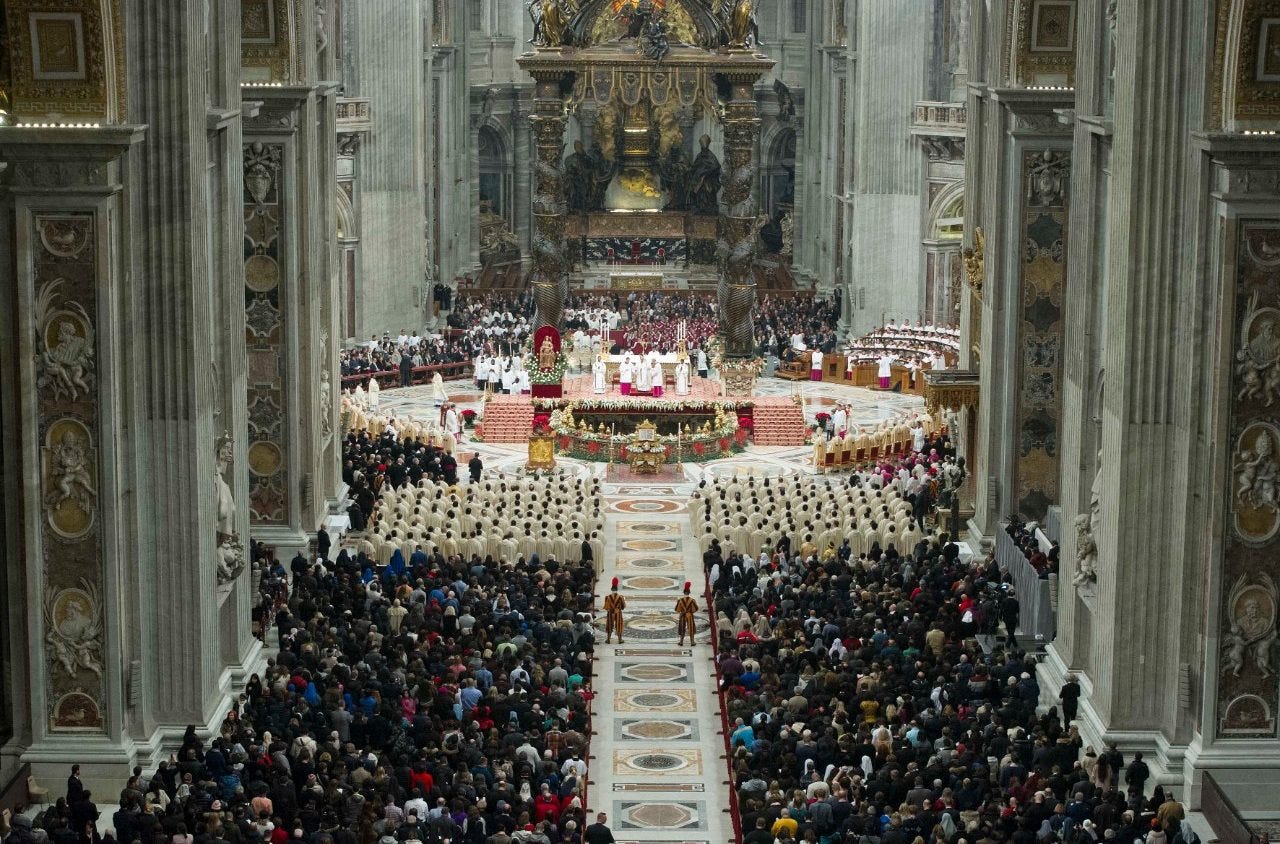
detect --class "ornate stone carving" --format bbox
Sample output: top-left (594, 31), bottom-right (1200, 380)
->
top-left (1222, 574), bottom-right (1278, 679)
top-left (1233, 421), bottom-right (1280, 544)
top-left (1026, 149), bottom-right (1070, 207)
top-left (37, 217), bottom-right (93, 258)
top-left (42, 419), bottom-right (97, 540)
top-left (1012, 112), bottom-right (1063, 134)
top-left (1235, 290), bottom-right (1280, 406)
top-left (244, 142), bottom-right (282, 206)
top-left (44, 579), bottom-right (103, 679)
top-left (215, 433), bottom-right (246, 584)
top-left (35, 277), bottom-right (96, 403)
top-left (962, 227), bottom-right (985, 300)
top-left (921, 137), bottom-right (965, 161)
top-left (337, 132), bottom-right (361, 157)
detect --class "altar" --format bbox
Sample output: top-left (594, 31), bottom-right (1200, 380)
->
top-left (603, 352), bottom-right (680, 386)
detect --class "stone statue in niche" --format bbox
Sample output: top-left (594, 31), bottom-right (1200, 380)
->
top-left (659, 144), bottom-right (692, 211)
top-left (1073, 451), bottom-right (1103, 585)
top-left (36, 279), bottom-right (95, 403)
top-left (215, 434), bottom-right (246, 584)
top-left (1072, 514), bottom-right (1097, 585)
top-left (688, 134), bottom-right (722, 216)
top-left (1026, 149), bottom-right (1069, 207)
top-left (564, 140), bottom-right (596, 213)
top-left (45, 429), bottom-right (96, 520)
top-left (779, 208), bottom-right (794, 256)
top-left (44, 580), bottom-right (103, 679)
top-left (1236, 290), bottom-right (1280, 406)
top-left (1222, 574), bottom-right (1278, 678)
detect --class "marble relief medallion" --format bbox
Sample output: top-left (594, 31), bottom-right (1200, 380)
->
top-left (616, 800), bottom-right (707, 831)
top-left (615, 661), bottom-right (692, 683)
top-left (614, 718), bottom-right (698, 741)
top-left (42, 418), bottom-right (97, 540)
top-left (1233, 421), bottom-right (1280, 543)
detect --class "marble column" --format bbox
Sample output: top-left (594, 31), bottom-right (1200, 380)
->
top-left (719, 73), bottom-right (765, 358)
top-left (528, 73), bottom-right (568, 330)
top-left (0, 126), bottom-right (143, 778)
top-left (343, 0), bottom-right (428, 333)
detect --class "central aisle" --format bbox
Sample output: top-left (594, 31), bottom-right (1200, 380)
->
top-left (588, 487), bottom-right (731, 843)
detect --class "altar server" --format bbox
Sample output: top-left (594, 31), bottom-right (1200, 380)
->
top-left (620, 354), bottom-right (634, 396)
top-left (877, 354), bottom-right (894, 389)
top-left (811, 347), bottom-right (824, 381)
top-left (650, 359), bottom-right (664, 397)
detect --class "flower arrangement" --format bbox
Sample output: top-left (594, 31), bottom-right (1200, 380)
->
top-left (523, 334), bottom-right (570, 384)
top-left (532, 397), bottom-right (754, 413)
top-left (547, 410), bottom-right (744, 463)
top-left (718, 356), bottom-right (765, 376)
top-left (461, 409), bottom-right (477, 428)
top-left (737, 415), bottom-right (754, 430)
top-left (532, 413), bottom-right (553, 436)
top-left (815, 412), bottom-right (831, 427)
top-left (471, 425), bottom-right (485, 442)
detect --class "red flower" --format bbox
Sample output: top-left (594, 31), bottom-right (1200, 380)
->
top-left (461, 409), bottom-right (477, 420)
top-left (532, 413), bottom-right (551, 429)
top-left (619, 446), bottom-right (629, 459)
top-left (719, 438), bottom-right (730, 451)
top-left (734, 427), bottom-right (749, 444)
top-left (586, 441), bottom-right (601, 455)
top-left (815, 412), bottom-right (831, 424)
top-left (558, 436), bottom-right (571, 451)
top-left (692, 442), bottom-right (706, 456)
top-left (737, 415), bottom-right (754, 429)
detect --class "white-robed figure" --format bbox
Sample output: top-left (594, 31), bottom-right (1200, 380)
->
top-left (675, 359), bottom-right (690, 395)
top-left (474, 355), bottom-right (489, 390)
top-left (650, 359), bottom-right (664, 397)
top-left (619, 354), bottom-right (635, 396)
top-left (367, 376), bottom-right (381, 408)
top-left (810, 348), bottom-right (824, 382)
top-left (592, 354), bottom-right (607, 394)
top-left (877, 354), bottom-right (894, 389)
top-left (431, 372), bottom-right (446, 406)
top-left (635, 355), bottom-right (652, 394)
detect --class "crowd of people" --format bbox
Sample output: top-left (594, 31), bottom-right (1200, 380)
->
top-left (842, 321), bottom-right (960, 374)
top-left (693, 453), bottom-right (1193, 843)
top-left (1004, 521), bottom-right (1060, 580)
top-left (339, 290), bottom-right (867, 390)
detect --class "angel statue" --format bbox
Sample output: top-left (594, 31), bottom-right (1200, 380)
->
top-left (44, 582), bottom-right (103, 679)
top-left (721, 0), bottom-right (760, 48)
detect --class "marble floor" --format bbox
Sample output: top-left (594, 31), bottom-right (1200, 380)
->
top-left (589, 480), bottom-right (728, 844)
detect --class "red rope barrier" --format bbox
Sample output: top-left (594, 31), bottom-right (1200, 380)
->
top-left (704, 580), bottom-right (745, 844)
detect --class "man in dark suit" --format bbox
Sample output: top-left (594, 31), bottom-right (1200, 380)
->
top-left (66, 764), bottom-right (84, 804)
top-left (469, 453), bottom-right (483, 483)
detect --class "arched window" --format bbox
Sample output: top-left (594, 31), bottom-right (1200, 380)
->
top-left (765, 128), bottom-right (797, 219)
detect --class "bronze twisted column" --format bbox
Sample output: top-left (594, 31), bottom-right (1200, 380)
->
top-left (718, 73), bottom-right (763, 358)
top-left (529, 73), bottom-right (569, 330)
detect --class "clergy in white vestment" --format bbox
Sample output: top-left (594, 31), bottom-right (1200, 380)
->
top-left (619, 355), bottom-right (634, 396)
top-left (431, 372), bottom-right (446, 405)
top-left (592, 355), bottom-right (607, 394)
top-left (635, 357), bottom-right (652, 393)
top-left (367, 377), bottom-right (381, 408)
top-left (675, 359), bottom-right (690, 395)
top-left (650, 360), bottom-right (664, 397)
top-left (877, 354), bottom-right (894, 389)
top-left (810, 348), bottom-right (824, 382)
